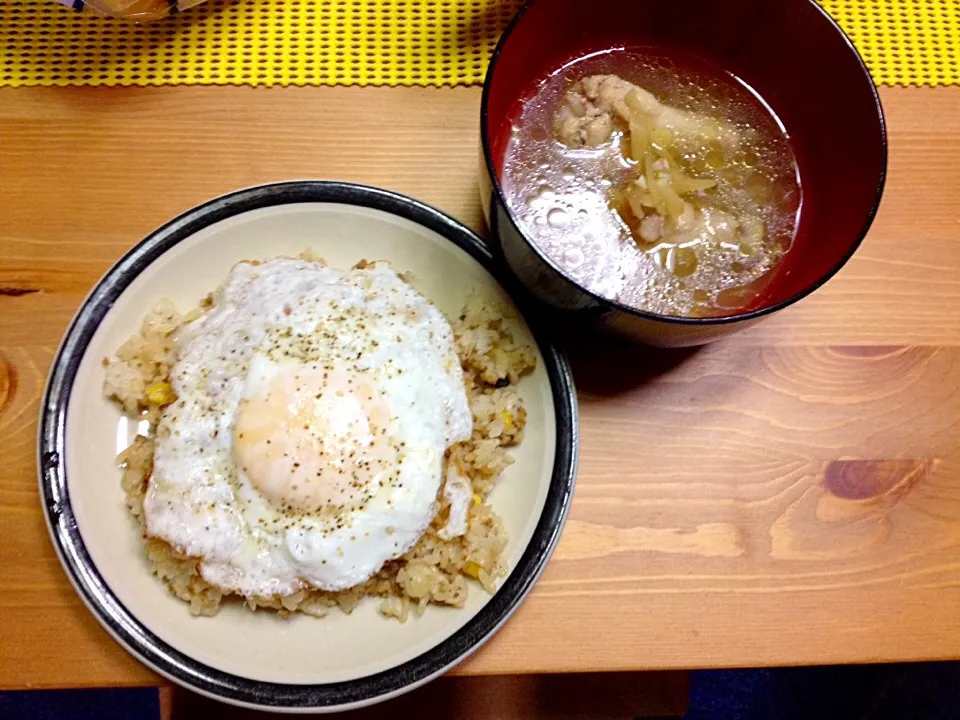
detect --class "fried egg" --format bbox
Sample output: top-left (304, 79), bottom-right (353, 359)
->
top-left (143, 258), bottom-right (472, 596)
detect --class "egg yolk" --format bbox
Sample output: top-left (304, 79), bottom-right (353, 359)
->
top-left (234, 366), bottom-right (398, 512)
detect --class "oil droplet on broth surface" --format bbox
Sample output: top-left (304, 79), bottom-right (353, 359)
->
top-left (563, 247), bottom-right (585, 268)
top-left (547, 207), bottom-right (570, 228)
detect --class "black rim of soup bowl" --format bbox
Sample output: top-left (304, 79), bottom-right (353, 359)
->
top-left (38, 181), bottom-right (579, 712)
top-left (480, 0), bottom-right (888, 330)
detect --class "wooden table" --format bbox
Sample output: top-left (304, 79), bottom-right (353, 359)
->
top-left (1, 85), bottom-right (959, 691)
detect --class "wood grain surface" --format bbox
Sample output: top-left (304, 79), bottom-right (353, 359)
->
top-left (1, 85), bottom-right (959, 690)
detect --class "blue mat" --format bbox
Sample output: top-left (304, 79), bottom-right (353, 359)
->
top-left (687, 663), bottom-right (960, 720)
top-left (4, 663), bottom-right (960, 719)
top-left (0, 688), bottom-right (160, 720)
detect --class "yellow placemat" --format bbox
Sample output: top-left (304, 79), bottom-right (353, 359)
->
top-left (1, 0), bottom-right (958, 88)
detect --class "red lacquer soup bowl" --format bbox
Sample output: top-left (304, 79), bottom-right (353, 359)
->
top-left (480, 0), bottom-right (887, 347)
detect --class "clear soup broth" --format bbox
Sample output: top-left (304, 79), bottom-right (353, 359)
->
top-left (500, 49), bottom-right (803, 318)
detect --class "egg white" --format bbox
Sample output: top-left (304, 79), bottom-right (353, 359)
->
top-left (143, 258), bottom-right (472, 596)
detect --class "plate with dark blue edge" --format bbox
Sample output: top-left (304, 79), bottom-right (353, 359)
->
top-left (39, 181), bottom-right (577, 712)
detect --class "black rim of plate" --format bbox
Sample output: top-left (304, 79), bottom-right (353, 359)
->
top-left (38, 181), bottom-right (578, 710)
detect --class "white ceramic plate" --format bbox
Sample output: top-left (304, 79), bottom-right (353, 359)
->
top-left (39, 182), bottom-right (577, 713)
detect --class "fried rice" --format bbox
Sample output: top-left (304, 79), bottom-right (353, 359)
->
top-left (103, 259), bottom-right (536, 621)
